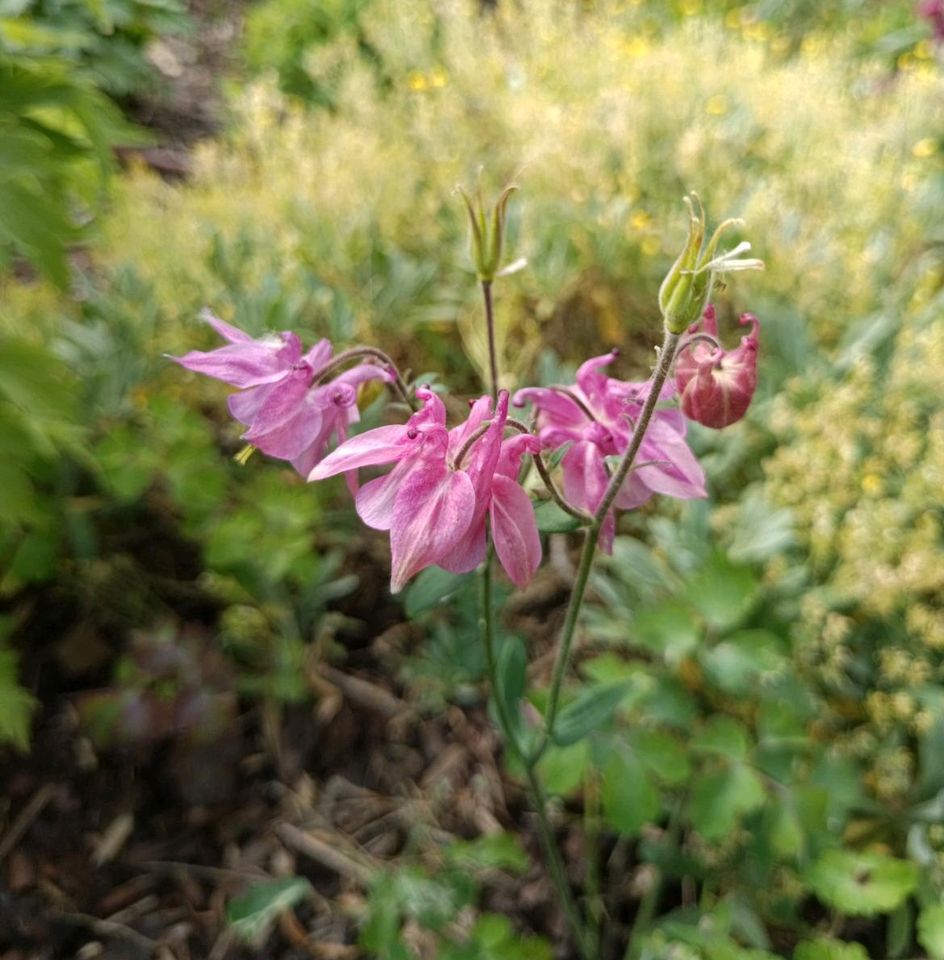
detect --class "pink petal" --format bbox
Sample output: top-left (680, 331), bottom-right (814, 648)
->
top-left (496, 433), bottom-right (542, 479)
top-left (302, 338), bottom-right (333, 369)
top-left (436, 520), bottom-right (487, 575)
top-left (307, 424), bottom-right (409, 481)
top-left (243, 370), bottom-right (325, 460)
top-left (490, 475), bottom-right (541, 588)
top-left (172, 341), bottom-right (293, 388)
top-left (389, 465), bottom-right (476, 593)
top-left (355, 457), bottom-right (415, 530)
top-left (513, 387), bottom-right (586, 426)
top-left (635, 419), bottom-right (707, 500)
top-left (576, 351), bottom-right (618, 407)
top-left (201, 310), bottom-right (253, 343)
top-left (448, 395), bottom-right (493, 459)
top-left (562, 442), bottom-right (609, 514)
top-left (332, 361), bottom-right (395, 390)
top-left (228, 382), bottom-right (274, 425)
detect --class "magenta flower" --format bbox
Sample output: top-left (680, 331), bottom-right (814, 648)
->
top-left (308, 388), bottom-right (542, 592)
top-left (675, 306), bottom-right (759, 429)
top-left (170, 312), bottom-right (392, 476)
top-left (920, 0), bottom-right (944, 43)
top-left (513, 351), bottom-right (706, 552)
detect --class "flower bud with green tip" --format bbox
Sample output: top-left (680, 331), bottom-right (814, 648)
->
top-left (456, 181), bottom-right (523, 283)
top-left (659, 194), bottom-right (764, 334)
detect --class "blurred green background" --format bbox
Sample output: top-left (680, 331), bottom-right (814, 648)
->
top-left (1, 1), bottom-right (943, 958)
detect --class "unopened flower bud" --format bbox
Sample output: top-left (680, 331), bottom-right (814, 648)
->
top-left (659, 194), bottom-right (764, 335)
top-left (675, 306), bottom-right (759, 428)
top-left (457, 180), bottom-right (521, 282)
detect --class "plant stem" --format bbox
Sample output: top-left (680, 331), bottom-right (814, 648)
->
top-left (476, 275), bottom-right (593, 959)
top-left (479, 551), bottom-right (517, 751)
top-left (525, 765), bottom-right (597, 960)
top-left (505, 418), bottom-right (591, 522)
top-left (537, 329), bottom-right (680, 753)
top-left (481, 280), bottom-right (499, 400)
top-left (310, 346), bottom-right (414, 410)
top-left (479, 554), bottom-right (593, 960)
top-left (584, 771), bottom-right (605, 943)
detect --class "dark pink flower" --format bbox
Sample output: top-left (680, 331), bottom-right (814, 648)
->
top-left (675, 306), bottom-right (759, 429)
top-left (513, 351), bottom-right (706, 552)
top-left (170, 312), bottom-right (392, 476)
top-left (920, 0), bottom-right (944, 42)
top-left (309, 389), bottom-right (542, 592)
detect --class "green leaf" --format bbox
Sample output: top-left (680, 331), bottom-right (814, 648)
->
top-left (533, 498), bottom-right (583, 533)
top-left (404, 567), bottom-right (472, 617)
top-left (886, 900), bottom-right (911, 959)
top-left (689, 763), bottom-right (765, 840)
top-left (700, 630), bottom-right (787, 696)
top-left (632, 600), bottom-right (699, 662)
top-left (553, 681), bottom-right (631, 746)
top-left (536, 740), bottom-right (589, 796)
top-left (687, 552), bottom-right (758, 631)
top-left (227, 876), bottom-right (312, 943)
top-left (793, 940), bottom-right (869, 960)
top-left (447, 833), bottom-right (528, 874)
top-left (601, 742), bottom-right (660, 836)
top-left (692, 716), bottom-right (751, 761)
top-left (632, 728), bottom-right (691, 785)
top-left (492, 636), bottom-right (526, 742)
top-left (805, 850), bottom-right (919, 916)
top-left (0, 644), bottom-right (37, 750)
top-left (918, 904), bottom-right (944, 960)
top-left (764, 796), bottom-right (804, 857)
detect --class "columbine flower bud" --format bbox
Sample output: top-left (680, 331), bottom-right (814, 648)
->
top-left (456, 181), bottom-right (523, 283)
top-left (658, 194), bottom-right (764, 335)
top-left (675, 306), bottom-right (759, 429)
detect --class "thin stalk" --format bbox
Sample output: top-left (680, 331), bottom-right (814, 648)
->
top-left (533, 452), bottom-right (592, 522)
top-left (584, 771), bottom-right (605, 943)
top-left (525, 764), bottom-right (597, 960)
top-left (452, 420), bottom-right (493, 471)
top-left (310, 346), bottom-right (414, 410)
top-left (505, 417), bottom-right (591, 522)
top-left (481, 280), bottom-right (499, 400)
top-left (476, 274), bottom-right (593, 959)
top-left (480, 551), bottom-right (517, 751)
top-left (536, 330), bottom-right (680, 754)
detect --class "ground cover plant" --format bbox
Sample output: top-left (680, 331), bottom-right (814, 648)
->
top-left (1, 0), bottom-right (943, 957)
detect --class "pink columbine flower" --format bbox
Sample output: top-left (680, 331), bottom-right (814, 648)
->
top-left (675, 305), bottom-right (759, 429)
top-left (513, 351), bottom-right (706, 553)
top-left (170, 312), bottom-right (392, 477)
top-left (308, 388), bottom-right (542, 593)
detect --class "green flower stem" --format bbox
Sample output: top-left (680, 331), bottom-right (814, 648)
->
top-left (481, 280), bottom-right (499, 400)
top-left (584, 771), bottom-right (605, 942)
top-left (537, 329), bottom-right (680, 753)
top-left (479, 550), bottom-right (517, 752)
top-left (525, 763), bottom-right (598, 960)
top-left (477, 276), bottom-right (593, 960)
top-left (479, 551), bottom-right (594, 960)
top-left (505, 417), bottom-right (591, 522)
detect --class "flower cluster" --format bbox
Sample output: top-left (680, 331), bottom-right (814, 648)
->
top-left (514, 351), bottom-right (706, 552)
top-left (171, 302), bottom-right (759, 592)
top-left (171, 312), bottom-right (393, 478)
top-left (310, 388), bottom-right (542, 592)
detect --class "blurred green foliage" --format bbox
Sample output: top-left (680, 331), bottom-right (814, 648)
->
top-left (0, 0), bottom-right (188, 282)
top-left (1, 0), bottom-right (942, 955)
